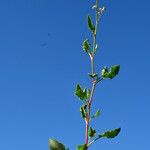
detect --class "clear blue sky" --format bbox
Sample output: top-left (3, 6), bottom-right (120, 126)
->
top-left (0, 0), bottom-right (150, 150)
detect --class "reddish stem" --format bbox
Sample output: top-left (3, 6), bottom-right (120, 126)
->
top-left (85, 0), bottom-right (99, 147)
top-left (85, 81), bottom-right (96, 147)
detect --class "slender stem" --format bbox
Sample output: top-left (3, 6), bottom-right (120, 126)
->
top-left (91, 56), bottom-right (94, 76)
top-left (96, 76), bottom-right (103, 85)
top-left (85, 82), bottom-right (96, 145)
top-left (93, 0), bottom-right (99, 54)
top-left (88, 135), bottom-right (102, 147)
top-left (85, 1), bottom-right (99, 148)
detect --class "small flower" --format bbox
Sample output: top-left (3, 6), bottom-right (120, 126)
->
top-left (99, 6), bottom-right (106, 15)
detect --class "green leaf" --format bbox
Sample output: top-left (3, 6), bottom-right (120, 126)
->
top-left (80, 105), bottom-right (87, 118)
top-left (83, 39), bottom-right (90, 53)
top-left (108, 65), bottom-right (120, 79)
top-left (87, 89), bottom-right (91, 99)
top-left (83, 88), bottom-right (87, 95)
top-left (101, 66), bottom-right (108, 77)
top-left (75, 84), bottom-right (87, 100)
top-left (75, 84), bottom-right (82, 100)
top-left (99, 128), bottom-right (121, 139)
top-left (88, 127), bottom-right (96, 137)
top-left (49, 139), bottom-right (66, 150)
top-left (91, 110), bottom-right (100, 119)
top-left (75, 84), bottom-right (90, 100)
top-left (78, 144), bottom-right (87, 150)
top-left (101, 65), bottom-right (120, 79)
top-left (87, 15), bottom-right (95, 34)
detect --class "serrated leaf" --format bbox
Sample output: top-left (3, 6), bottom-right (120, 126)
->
top-left (83, 39), bottom-right (90, 53)
top-left (80, 105), bottom-right (87, 118)
top-left (99, 128), bottom-right (121, 139)
top-left (78, 144), bottom-right (87, 150)
top-left (87, 15), bottom-right (95, 34)
top-left (75, 84), bottom-right (87, 100)
top-left (101, 65), bottom-right (120, 79)
top-left (88, 127), bottom-right (96, 137)
top-left (49, 139), bottom-right (66, 150)
top-left (91, 110), bottom-right (100, 119)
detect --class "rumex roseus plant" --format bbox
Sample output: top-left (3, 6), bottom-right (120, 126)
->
top-left (49, 0), bottom-right (121, 150)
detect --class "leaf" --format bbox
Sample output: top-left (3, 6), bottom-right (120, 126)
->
top-left (101, 65), bottom-right (120, 79)
top-left (87, 15), bottom-right (95, 34)
top-left (99, 128), bottom-right (121, 139)
top-left (80, 105), bottom-right (87, 118)
top-left (75, 84), bottom-right (90, 101)
top-left (83, 39), bottom-right (90, 53)
top-left (91, 110), bottom-right (100, 119)
top-left (88, 127), bottom-right (96, 137)
top-left (101, 66), bottom-right (108, 77)
top-left (75, 84), bottom-right (82, 100)
top-left (87, 89), bottom-right (91, 99)
top-left (75, 84), bottom-right (87, 100)
top-left (83, 88), bottom-right (87, 95)
top-left (78, 144), bottom-right (87, 150)
top-left (49, 139), bottom-right (66, 150)
top-left (108, 65), bottom-right (120, 79)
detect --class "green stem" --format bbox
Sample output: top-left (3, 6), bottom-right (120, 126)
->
top-left (96, 76), bottom-right (103, 84)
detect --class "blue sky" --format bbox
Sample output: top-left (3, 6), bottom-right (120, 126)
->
top-left (0, 0), bottom-right (150, 149)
